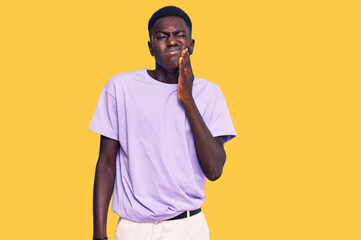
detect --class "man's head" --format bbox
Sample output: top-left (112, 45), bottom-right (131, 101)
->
top-left (148, 6), bottom-right (195, 70)
top-left (148, 6), bottom-right (192, 40)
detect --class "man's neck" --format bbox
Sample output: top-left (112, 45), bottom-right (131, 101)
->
top-left (148, 65), bottom-right (179, 84)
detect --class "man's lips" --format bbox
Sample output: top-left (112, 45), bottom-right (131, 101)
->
top-left (166, 48), bottom-right (182, 55)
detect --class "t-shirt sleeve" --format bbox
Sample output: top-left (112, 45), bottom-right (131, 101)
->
top-left (207, 87), bottom-right (237, 143)
top-left (88, 87), bottom-right (119, 141)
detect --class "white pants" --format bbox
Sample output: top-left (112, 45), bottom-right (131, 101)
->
top-left (114, 211), bottom-right (210, 240)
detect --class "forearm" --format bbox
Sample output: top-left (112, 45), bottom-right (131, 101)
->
top-left (182, 98), bottom-right (226, 181)
top-left (177, 48), bottom-right (226, 180)
top-left (93, 161), bottom-right (116, 239)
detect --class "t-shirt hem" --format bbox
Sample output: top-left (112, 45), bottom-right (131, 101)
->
top-left (88, 125), bottom-right (119, 141)
top-left (212, 131), bottom-right (237, 143)
top-left (113, 203), bottom-right (205, 223)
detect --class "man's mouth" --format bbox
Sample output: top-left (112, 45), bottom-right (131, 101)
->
top-left (166, 48), bottom-right (182, 55)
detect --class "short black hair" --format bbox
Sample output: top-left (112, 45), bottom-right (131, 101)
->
top-left (148, 6), bottom-right (192, 39)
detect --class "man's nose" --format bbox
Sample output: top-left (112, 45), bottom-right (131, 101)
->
top-left (167, 35), bottom-right (178, 46)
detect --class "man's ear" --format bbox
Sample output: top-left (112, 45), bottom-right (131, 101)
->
top-left (148, 40), bottom-right (154, 56)
top-left (189, 39), bottom-right (195, 55)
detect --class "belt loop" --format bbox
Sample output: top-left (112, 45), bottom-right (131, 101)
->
top-left (187, 210), bottom-right (190, 218)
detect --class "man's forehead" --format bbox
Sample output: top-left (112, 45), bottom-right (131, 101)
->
top-left (151, 16), bottom-right (190, 33)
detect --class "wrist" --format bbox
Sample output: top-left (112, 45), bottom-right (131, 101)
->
top-left (93, 231), bottom-right (107, 240)
top-left (94, 237), bottom-right (108, 240)
top-left (179, 94), bottom-right (194, 106)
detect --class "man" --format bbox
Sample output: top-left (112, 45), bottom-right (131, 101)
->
top-left (89, 6), bottom-right (236, 240)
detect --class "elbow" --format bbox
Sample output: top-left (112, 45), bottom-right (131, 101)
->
top-left (96, 158), bottom-right (116, 171)
top-left (207, 173), bottom-right (222, 181)
top-left (203, 152), bottom-right (226, 181)
top-left (206, 167), bottom-right (224, 181)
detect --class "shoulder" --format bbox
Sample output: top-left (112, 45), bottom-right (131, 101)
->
top-left (106, 69), bottom-right (144, 86)
top-left (103, 69), bottom-right (144, 96)
top-left (193, 77), bottom-right (224, 100)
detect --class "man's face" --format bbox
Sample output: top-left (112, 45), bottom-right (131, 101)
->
top-left (148, 16), bottom-right (195, 70)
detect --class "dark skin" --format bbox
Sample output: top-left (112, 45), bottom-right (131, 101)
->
top-left (93, 16), bottom-right (226, 240)
top-left (93, 136), bottom-right (118, 240)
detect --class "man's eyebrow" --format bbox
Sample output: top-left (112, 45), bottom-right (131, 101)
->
top-left (154, 30), bottom-right (187, 35)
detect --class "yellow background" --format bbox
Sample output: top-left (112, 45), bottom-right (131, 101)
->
top-left (1, 0), bottom-right (360, 239)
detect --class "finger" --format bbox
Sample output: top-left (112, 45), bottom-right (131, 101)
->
top-left (179, 58), bottom-right (185, 79)
top-left (179, 49), bottom-right (186, 68)
top-left (180, 49), bottom-right (186, 65)
top-left (183, 48), bottom-right (191, 70)
top-left (182, 48), bottom-right (187, 57)
top-left (185, 48), bottom-right (190, 61)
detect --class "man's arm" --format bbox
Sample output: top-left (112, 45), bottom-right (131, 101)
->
top-left (93, 135), bottom-right (119, 240)
top-left (178, 49), bottom-right (226, 181)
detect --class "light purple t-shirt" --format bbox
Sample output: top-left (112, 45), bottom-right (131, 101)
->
top-left (89, 69), bottom-right (236, 222)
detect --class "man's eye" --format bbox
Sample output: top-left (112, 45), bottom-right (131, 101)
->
top-left (177, 35), bottom-right (186, 38)
top-left (157, 36), bottom-right (166, 40)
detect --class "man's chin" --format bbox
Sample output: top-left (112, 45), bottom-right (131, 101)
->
top-left (163, 62), bottom-right (180, 71)
top-left (155, 57), bottom-right (182, 71)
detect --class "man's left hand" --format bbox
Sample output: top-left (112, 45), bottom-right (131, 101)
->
top-left (178, 48), bottom-right (194, 103)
